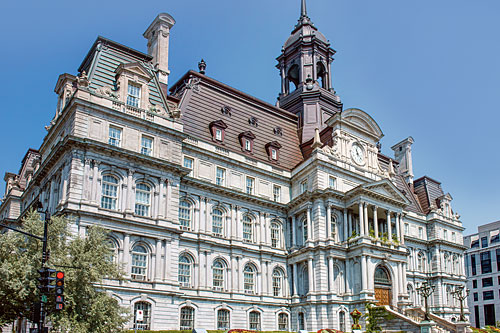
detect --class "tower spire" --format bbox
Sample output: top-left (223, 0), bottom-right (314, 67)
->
top-left (301, 0), bottom-right (307, 18)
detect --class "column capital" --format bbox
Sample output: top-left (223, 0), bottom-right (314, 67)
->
top-left (306, 203), bottom-right (313, 210)
top-left (128, 168), bottom-right (135, 176)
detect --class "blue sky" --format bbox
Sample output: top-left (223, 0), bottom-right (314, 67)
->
top-left (1, 0), bottom-right (499, 234)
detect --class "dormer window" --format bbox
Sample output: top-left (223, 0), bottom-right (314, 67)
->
top-left (126, 83), bottom-right (141, 108)
top-left (265, 141), bottom-right (282, 162)
top-left (209, 120), bottom-right (228, 143)
top-left (238, 131), bottom-right (256, 154)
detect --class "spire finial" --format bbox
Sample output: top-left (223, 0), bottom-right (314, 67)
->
top-left (301, 0), bottom-right (307, 18)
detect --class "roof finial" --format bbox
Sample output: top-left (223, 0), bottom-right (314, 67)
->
top-left (301, 0), bottom-right (307, 18)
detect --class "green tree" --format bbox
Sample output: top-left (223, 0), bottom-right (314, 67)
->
top-left (0, 211), bottom-right (129, 332)
top-left (365, 302), bottom-right (394, 333)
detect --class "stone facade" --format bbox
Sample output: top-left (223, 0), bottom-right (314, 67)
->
top-left (0, 2), bottom-right (468, 331)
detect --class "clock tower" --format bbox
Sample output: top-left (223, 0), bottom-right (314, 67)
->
top-left (277, 0), bottom-right (343, 143)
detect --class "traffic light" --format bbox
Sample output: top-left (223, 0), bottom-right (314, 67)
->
top-left (55, 271), bottom-right (64, 310)
top-left (37, 268), bottom-right (56, 293)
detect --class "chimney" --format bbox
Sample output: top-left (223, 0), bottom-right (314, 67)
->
top-left (391, 137), bottom-right (414, 185)
top-left (143, 13), bottom-right (176, 85)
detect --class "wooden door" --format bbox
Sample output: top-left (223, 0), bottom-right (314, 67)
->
top-left (375, 288), bottom-right (391, 306)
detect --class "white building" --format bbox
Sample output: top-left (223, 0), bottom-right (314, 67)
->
top-left (1, 2), bottom-right (468, 331)
top-left (464, 221), bottom-right (500, 328)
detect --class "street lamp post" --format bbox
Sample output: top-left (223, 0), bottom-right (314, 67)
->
top-left (37, 205), bottom-right (51, 333)
top-left (452, 286), bottom-right (470, 322)
top-left (417, 281), bottom-right (436, 321)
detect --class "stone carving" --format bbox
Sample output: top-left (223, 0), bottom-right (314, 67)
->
top-left (273, 126), bottom-right (283, 136)
top-left (248, 116), bottom-right (258, 127)
top-left (221, 105), bottom-right (232, 117)
top-left (185, 77), bottom-right (201, 92)
top-left (96, 85), bottom-right (119, 100)
top-left (77, 71), bottom-right (89, 87)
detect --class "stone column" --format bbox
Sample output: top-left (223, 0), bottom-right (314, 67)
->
top-left (165, 178), bottom-right (172, 220)
top-left (163, 239), bottom-right (169, 281)
top-left (306, 205), bottom-right (312, 242)
top-left (263, 261), bottom-right (269, 295)
top-left (364, 203), bottom-right (369, 236)
top-left (82, 158), bottom-right (91, 202)
top-left (344, 259), bottom-right (350, 294)
top-left (358, 202), bottom-right (364, 236)
top-left (125, 169), bottom-right (134, 213)
top-left (205, 251), bottom-right (210, 289)
top-left (293, 263), bottom-right (298, 296)
top-left (155, 239), bottom-right (162, 281)
top-left (399, 214), bottom-right (405, 244)
top-left (361, 255), bottom-right (367, 291)
top-left (328, 256), bottom-right (334, 292)
top-left (308, 258), bottom-right (314, 293)
top-left (386, 210), bottom-right (392, 241)
top-left (343, 208), bottom-right (348, 242)
top-left (291, 215), bottom-right (296, 247)
top-left (199, 196), bottom-right (206, 233)
top-left (92, 161), bottom-right (100, 204)
top-left (373, 206), bottom-right (379, 238)
top-left (123, 234), bottom-right (130, 278)
top-left (402, 262), bottom-right (408, 293)
top-left (326, 203), bottom-right (332, 240)
top-left (231, 255), bottom-right (238, 292)
top-left (259, 212), bottom-right (265, 245)
top-left (395, 213), bottom-right (401, 244)
top-left (205, 197), bottom-right (210, 234)
top-left (59, 163), bottom-right (69, 206)
top-left (158, 177), bottom-right (166, 219)
top-left (235, 205), bottom-right (240, 240)
top-left (348, 211), bottom-right (352, 237)
top-left (397, 261), bottom-right (403, 294)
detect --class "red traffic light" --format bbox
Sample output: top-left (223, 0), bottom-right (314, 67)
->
top-left (55, 295), bottom-right (64, 302)
top-left (56, 271), bottom-right (64, 279)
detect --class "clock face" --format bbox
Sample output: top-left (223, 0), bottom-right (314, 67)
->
top-left (351, 143), bottom-right (365, 165)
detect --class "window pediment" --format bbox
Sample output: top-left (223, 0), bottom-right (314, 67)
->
top-left (116, 62), bottom-right (153, 81)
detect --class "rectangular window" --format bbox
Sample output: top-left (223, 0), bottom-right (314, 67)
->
top-left (216, 167), bottom-right (226, 186)
top-left (484, 304), bottom-right (496, 326)
top-left (473, 293), bottom-right (478, 302)
top-left (483, 277), bottom-right (493, 287)
top-left (271, 148), bottom-right (277, 160)
top-left (126, 83), bottom-right (141, 108)
top-left (443, 229), bottom-right (448, 240)
top-left (483, 290), bottom-right (495, 300)
top-left (481, 251), bottom-right (492, 274)
top-left (273, 185), bottom-right (281, 202)
top-left (404, 223), bottom-right (409, 236)
top-left (418, 227), bottom-right (423, 239)
top-left (183, 157), bottom-right (194, 176)
top-left (246, 177), bottom-right (254, 195)
top-left (474, 305), bottom-right (480, 328)
top-left (217, 310), bottom-right (230, 330)
top-left (141, 136), bottom-right (153, 156)
top-left (300, 180), bottom-right (307, 194)
top-left (496, 249), bottom-right (500, 271)
top-left (472, 280), bottom-right (477, 288)
top-left (329, 176), bottom-right (336, 189)
top-left (482, 236), bottom-right (489, 248)
top-left (452, 232), bottom-right (456, 242)
top-left (108, 126), bottom-right (122, 147)
top-left (471, 254), bottom-right (477, 276)
top-left (215, 129), bottom-right (223, 141)
top-left (245, 139), bottom-right (251, 151)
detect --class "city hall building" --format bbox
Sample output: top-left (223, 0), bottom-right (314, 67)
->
top-left (0, 1), bottom-right (468, 331)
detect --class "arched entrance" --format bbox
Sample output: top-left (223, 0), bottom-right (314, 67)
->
top-left (374, 266), bottom-right (392, 306)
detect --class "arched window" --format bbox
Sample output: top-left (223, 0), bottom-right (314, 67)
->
top-left (134, 302), bottom-right (151, 330)
top-left (178, 254), bottom-right (193, 287)
top-left (243, 215), bottom-right (253, 243)
top-left (278, 312), bottom-right (289, 330)
top-left (179, 199), bottom-right (192, 230)
top-left (217, 309), bottom-right (230, 330)
top-left (302, 217), bottom-right (308, 245)
top-left (244, 264), bottom-right (256, 294)
top-left (316, 62), bottom-right (327, 89)
top-left (271, 221), bottom-right (281, 248)
top-left (213, 259), bottom-right (226, 290)
top-left (452, 255), bottom-right (458, 274)
top-left (249, 311), bottom-right (261, 330)
top-left (131, 245), bottom-right (148, 280)
top-left (418, 252), bottom-right (425, 272)
top-left (446, 286), bottom-right (453, 306)
top-left (339, 310), bottom-right (346, 332)
top-left (180, 306), bottom-right (195, 330)
top-left (106, 238), bottom-right (118, 263)
top-left (272, 268), bottom-right (284, 297)
top-left (331, 214), bottom-right (337, 240)
top-left (287, 64), bottom-right (299, 92)
top-left (374, 266), bottom-right (391, 286)
top-left (135, 183), bottom-right (151, 216)
top-left (407, 284), bottom-right (415, 305)
top-left (101, 175), bottom-right (119, 210)
top-left (301, 265), bottom-right (309, 295)
top-left (298, 312), bottom-right (305, 331)
top-left (212, 208), bottom-right (224, 236)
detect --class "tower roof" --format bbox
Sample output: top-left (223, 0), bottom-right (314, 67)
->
top-left (284, 0), bottom-right (329, 49)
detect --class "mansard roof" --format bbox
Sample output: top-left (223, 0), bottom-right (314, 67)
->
top-left (77, 36), bottom-right (168, 111)
top-left (170, 71), bottom-right (303, 171)
top-left (414, 176), bottom-right (446, 214)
